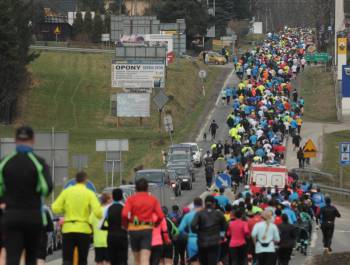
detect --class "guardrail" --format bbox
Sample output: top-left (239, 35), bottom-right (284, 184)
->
top-left (30, 45), bottom-right (115, 54)
top-left (290, 167), bottom-right (350, 197)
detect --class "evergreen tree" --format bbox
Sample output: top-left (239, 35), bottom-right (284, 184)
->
top-left (0, 0), bottom-right (38, 123)
top-left (104, 13), bottom-right (111, 33)
top-left (83, 11), bottom-right (93, 41)
top-left (92, 13), bottom-right (104, 43)
top-left (155, 0), bottom-right (210, 38)
top-left (215, 0), bottom-right (251, 36)
top-left (72, 11), bottom-right (84, 39)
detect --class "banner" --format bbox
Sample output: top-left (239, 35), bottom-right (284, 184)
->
top-left (112, 60), bottom-right (165, 88)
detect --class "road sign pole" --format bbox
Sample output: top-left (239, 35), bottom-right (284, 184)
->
top-left (120, 150), bottom-right (122, 185)
top-left (158, 108), bottom-right (162, 132)
top-left (51, 127), bottom-right (55, 204)
top-left (111, 160), bottom-right (115, 187)
top-left (169, 131), bottom-right (173, 145)
top-left (202, 79), bottom-right (205, 96)
top-left (340, 166), bottom-right (343, 188)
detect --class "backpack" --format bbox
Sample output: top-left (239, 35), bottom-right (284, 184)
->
top-left (166, 217), bottom-right (179, 241)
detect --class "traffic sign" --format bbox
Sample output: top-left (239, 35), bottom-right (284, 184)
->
top-left (54, 26), bottom-right (61, 35)
top-left (305, 53), bottom-right (331, 63)
top-left (164, 114), bottom-right (174, 133)
top-left (153, 90), bottom-right (169, 110)
top-left (303, 139), bottom-right (317, 158)
top-left (215, 173), bottom-right (232, 189)
top-left (198, 70), bottom-right (207, 80)
top-left (340, 142), bottom-right (350, 166)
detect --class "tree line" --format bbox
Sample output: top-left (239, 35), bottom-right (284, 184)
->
top-left (71, 12), bottom-right (111, 43)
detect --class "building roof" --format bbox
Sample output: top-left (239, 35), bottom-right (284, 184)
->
top-left (35, 0), bottom-right (76, 15)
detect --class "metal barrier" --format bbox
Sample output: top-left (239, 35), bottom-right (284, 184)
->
top-left (290, 168), bottom-right (350, 197)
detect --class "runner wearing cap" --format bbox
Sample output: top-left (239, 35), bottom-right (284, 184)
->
top-left (0, 126), bottom-right (52, 265)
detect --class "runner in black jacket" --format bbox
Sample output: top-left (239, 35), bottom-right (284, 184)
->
top-left (102, 188), bottom-right (128, 265)
top-left (0, 126), bottom-right (52, 265)
top-left (320, 197), bottom-right (341, 253)
top-left (191, 195), bottom-right (227, 265)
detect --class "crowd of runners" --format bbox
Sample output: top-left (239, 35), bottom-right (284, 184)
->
top-left (0, 29), bottom-right (342, 265)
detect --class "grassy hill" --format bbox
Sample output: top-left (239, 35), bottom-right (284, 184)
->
top-left (0, 51), bottom-right (223, 190)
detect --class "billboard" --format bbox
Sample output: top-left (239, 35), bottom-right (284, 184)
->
top-left (117, 93), bottom-right (150, 117)
top-left (118, 34), bottom-right (174, 64)
top-left (112, 60), bottom-right (165, 88)
top-left (253, 22), bottom-right (263, 34)
top-left (143, 34), bottom-right (174, 64)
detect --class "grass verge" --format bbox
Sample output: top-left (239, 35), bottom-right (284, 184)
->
top-left (0, 51), bottom-right (222, 191)
top-left (297, 67), bottom-right (337, 122)
top-left (322, 130), bottom-right (350, 188)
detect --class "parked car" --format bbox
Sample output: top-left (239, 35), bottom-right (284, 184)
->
top-left (46, 208), bottom-right (63, 256)
top-left (181, 142), bottom-right (203, 167)
top-left (169, 167), bottom-right (193, 190)
top-left (198, 51), bottom-right (227, 65)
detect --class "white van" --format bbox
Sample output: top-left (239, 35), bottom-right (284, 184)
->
top-left (249, 164), bottom-right (288, 189)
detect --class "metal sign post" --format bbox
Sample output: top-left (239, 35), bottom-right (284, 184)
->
top-left (97, 139), bottom-right (129, 187)
top-left (198, 70), bottom-right (207, 96)
top-left (153, 90), bottom-right (169, 131)
top-left (339, 142), bottom-right (350, 188)
top-left (164, 114), bottom-right (174, 145)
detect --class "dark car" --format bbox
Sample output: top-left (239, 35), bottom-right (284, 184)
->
top-left (134, 169), bottom-right (170, 185)
top-left (102, 185), bottom-right (135, 201)
top-left (168, 166), bottom-right (193, 190)
top-left (167, 151), bottom-right (195, 182)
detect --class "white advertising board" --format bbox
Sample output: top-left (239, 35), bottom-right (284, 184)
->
top-left (253, 22), bottom-right (263, 34)
top-left (144, 34), bottom-right (174, 64)
top-left (117, 93), bottom-right (150, 117)
top-left (96, 139), bottom-right (129, 152)
top-left (112, 60), bottom-right (165, 88)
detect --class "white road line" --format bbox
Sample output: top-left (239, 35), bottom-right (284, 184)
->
top-left (195, 68), bottom-right (236, 142)
top-left (310, 228), bottom-right (318, 248)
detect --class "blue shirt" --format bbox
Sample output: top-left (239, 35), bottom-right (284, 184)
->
top-left (250, 135), bottom-right (258, 145)
top-left (283, 208), bottom-right (297, 224)
top-left (215, 195), bottom-right (230, 210)
top-left (179, 211), bottom-right (198, 258)
top-left (288, 192), bottom-right (299, 202)
top-left (312, 193), bottom-right (325, 208)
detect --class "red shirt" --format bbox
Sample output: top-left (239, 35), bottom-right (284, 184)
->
top-left (251, 185), bottom-right (261, 195)
top-left (227, 219), bottom-right (250, 247)
top-left (274, 216), bottom-right (283, 225)
top-left (122, 192), bottom-right (164, 230)
top-left (248, 215), bottom-right (262, 233)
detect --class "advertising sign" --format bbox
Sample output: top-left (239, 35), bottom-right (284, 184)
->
top-left (112, 60), bottom-right (165, 89)
top-left (119, 34), bottom-right (174, 64)
top-left (340, 142), bottom-right (350, 166)
top-left (144, 34), bottom-right (174, 64)
top-left (117, 93), bottom-right (150, 117)
top-left (338, 38), bottom-right (347, 55)
top-left (342, 65), bottom-right (350, 97)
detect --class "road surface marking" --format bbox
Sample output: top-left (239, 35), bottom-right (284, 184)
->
top-left (310, 228), bottom-right (318, 248)
top-left (196, 68), bottom-right (236, 142)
